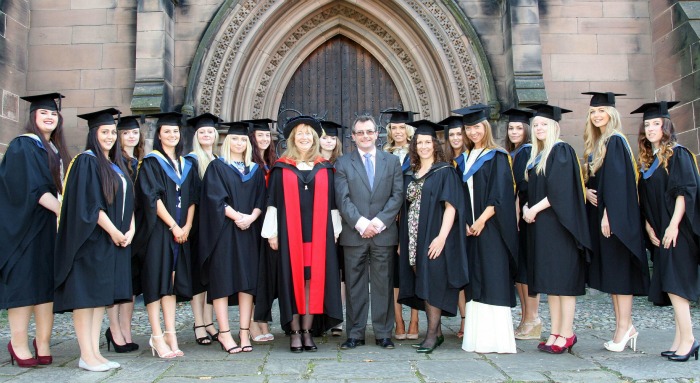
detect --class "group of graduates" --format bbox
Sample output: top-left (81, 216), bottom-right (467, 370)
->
top-left (0, 89), bottom-right (699, 373)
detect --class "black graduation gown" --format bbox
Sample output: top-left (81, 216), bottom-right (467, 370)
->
top-left (253, 164), bottom-right (280, 322)
top-left (512, 144), bottom-right (532, 284)
top-left (393, 153), bottom-right (412, 289)
top-left (639, 146), bottom-right (700, 305)
top-left (127, 156), bottom-right (142, 297)
top-left (199, 159), bottom-right (264, 304)
top-left (54, 152), bottom-right (134, 313)
top-left (586, 135), bottom-right (649, 295)
top-left (397, 163), bottom-right (469, 316)
top-left (0, 136), bottom-right (57, 309)
top-left (184, 154), bottom-right (206, 296)
top-left (463, 150), bottom-right (518, 308)
top-left (255, 158), bottom-right (342, 332)
top-left (133, 153), bottom-right (197, 305)
top-left (526, 142), bottom-right (591, 296)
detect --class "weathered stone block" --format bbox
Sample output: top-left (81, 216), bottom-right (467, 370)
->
top-left (31, 9), bottom-right (107, 27)
top-left (174, 40), bottom-right (198, 67)
top-left (512, 24), bottom-right (541, 45)
top-left (102, 43), bottom-right (136, 69)
top-left (135, 58), bottom-right (165, 79)
top-left (511, 6), bottom-right (539, 24)
top-left (0, 0), bottom-right (30, 27)
top-left (72, 25), bottom-right (118, 44)
top-left (653, 47), bottom-right (692, 85)
top-left (457, 0), bottom-right (504, 18)
top-left (652, 8), bottom-right (672, 42)
top-left (655, 71), bottom-right (700, 105)
top-left (603, 2), bottom-right (650, 18)
top-left (60, 89), bottom-right (96, 108)
top-left (0, 12), bottom-right (6, 38)
top-left (81, 69), bottom-right (115, 89)
top-left (598, 34), bottom-right (652, 55)
top-left (628, 54), bottom-right (654, 81)
top-left (512, 44), bottom-right (543, 73)
top-left (174, 22), bottom-right (206, 41)
top-left (650, 0), bottom-right (676, 18)
top-left (106, 7), bottom-right (136, 25)
top-left (539, 17), bottom-right (578, 34)
top-left (118, 24), bottom-right (136, 43)
top-left (676, 130), bottom-right (699, 154)
top-left (29, 27), bottom-right (72, 45)
top-left (137, 12), bottom-right (166, 32)
top-left (0, 25), bottom-right (28, 71)
top-left (70, 0), bottom-right (117, 10)
top-left (2, 90), bottom-right (19, 122)
top-left (27, 70), bottom-right (81, 91)
top-left (541, 34), bottom-right (597, 54)
top-left (578, 18), bottom-right (650, 35)
top-left (539, 4), bottom-right (603, 19)
top-left (551, 54), bottom-right (629, 81)
top-left (136, 30), bottom-right (166, 59)
top-left (29, 44), bottom-right (102, 71)
top-left (30, 0), bottom-right (71, 11)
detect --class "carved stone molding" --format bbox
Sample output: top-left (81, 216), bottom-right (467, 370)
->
top-left (189, 0), bottom-right (495, 121)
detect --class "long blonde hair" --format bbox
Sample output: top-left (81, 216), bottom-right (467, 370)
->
top-left (525, 116), bottom-right (561, 180)
top-left (383, 122), bottom-right (414, 152)
top-left (464, 120), bottom-right (499, 151)
top-left (192, 127), bottom-right (220, 179)
top-left (582, 106), bottom-right (622, 181)
top-left (219, 133), bottom-right (253, 166)
top-left (281, 124), bottom-right (321, 162)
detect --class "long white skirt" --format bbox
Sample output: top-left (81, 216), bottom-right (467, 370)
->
top-left (461, 300), bottom-right (517, 354)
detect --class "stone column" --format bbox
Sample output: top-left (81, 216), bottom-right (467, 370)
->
top-left (0, 0), bottom-right (29, 154)
top-left (131, 0), bottom-right (176, 114)
top-left (507, 0), bottom-right (547, 106)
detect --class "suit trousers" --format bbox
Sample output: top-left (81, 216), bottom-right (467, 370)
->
top-left (343, 242), bottom-right (395, 339)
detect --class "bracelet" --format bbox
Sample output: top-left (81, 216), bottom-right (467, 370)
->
top-left (169, 223), bottom-right (177, 231)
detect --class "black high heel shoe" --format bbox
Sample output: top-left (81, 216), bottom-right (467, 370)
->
top-left (668, 340), bottom-right (699, 362)
top-left (289, 330), bottom-right (303, 353)
top-left (105, 328), bottom-right (131, 353)
top-left (661, 350), bottom-right (676, 357)
top-left (301, 329), bottom-right (317, 352)
top-left (205, 323), bottom-right (219, 342)
top-left (193, 324), bottom-right (212, 345)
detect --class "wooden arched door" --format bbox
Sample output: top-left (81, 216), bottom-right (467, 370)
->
top-left (278, 35), bottom-right (402, 152)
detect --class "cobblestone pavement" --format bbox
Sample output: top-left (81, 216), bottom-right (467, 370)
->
top-left (0, 292), bottom-right (698, 382)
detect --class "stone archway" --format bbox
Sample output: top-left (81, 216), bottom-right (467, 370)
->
top-left (184, 0), bottom-right (497, 122)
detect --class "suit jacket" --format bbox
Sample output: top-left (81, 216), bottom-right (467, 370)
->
top-left (335, 148), bottom-right (404, 247)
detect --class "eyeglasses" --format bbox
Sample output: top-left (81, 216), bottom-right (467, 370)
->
top-left (353, 130), bottom-right (376, 136)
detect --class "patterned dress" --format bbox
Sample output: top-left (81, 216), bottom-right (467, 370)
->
top-left (406, 178), bottom-right (425, 266)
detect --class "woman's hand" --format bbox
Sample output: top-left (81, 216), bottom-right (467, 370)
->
top-left (171, 225), bottom-right (185, 244)
top-left (662, 224), bottom-right (679, 249)
top-left (109, 228), bottom-right (127, 246)
top-left (427, 235), bottom-right (447, 259)
top-left (235, 214), bottom-right (255, 230)
top-left (601, 210), bottom-right (611, 238)
top-left (122, 228), bottom-right (135, 247)
top-left (523, 206), bottom-right (537, 224)
top-left (181, 223), bottom-right (192, 242)
top-left (586, 188), bottom-right (598, 207)
top-left (269, 236), bottom-right (279, 250)
top-left (468, 219), bottom-right (485, 237)
top-left (645, 221), bottom-right (660, 247)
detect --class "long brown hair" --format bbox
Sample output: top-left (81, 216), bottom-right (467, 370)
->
top-left (85, 126), bottom-right (128, 204)
top-left (638, 117), bottom-right (675, 172)
top-left (120, 128), bottom-right (145, 178)
top-left (25, 110), bottom-right (71, 193)
top-left (504, 122), bottom-right (531, 152)
top-left (250, 130), bottom-right (278, 168)
top-left (464, 120), bottom-right (499, 151)
top-left (409, 134), bottom-right (447, 172)
top-left (443, 125), bottom-right (467, 158)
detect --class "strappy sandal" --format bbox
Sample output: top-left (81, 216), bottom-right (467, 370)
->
top-left (217, 330), bottom-right (241, 354)
top-left (239, 328), bottom-right (253, 352)
top-left (205, 323), bottom-right (219, 341)
top-left (193, 324), bottom-right (212, 345)
top-left (163, 331), bottom-right (184, 356)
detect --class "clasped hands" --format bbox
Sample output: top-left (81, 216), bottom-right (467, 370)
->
top-left (109, 227), bottom-right (136, 247)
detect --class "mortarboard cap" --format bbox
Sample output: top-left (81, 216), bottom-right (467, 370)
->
top-left (117, 115), bottom-right (141, 131)
top-left (407, 119), bottom-right (441, 138)
top-left (630, 101), bottom-right (680, 120)
top-left (220, 121), bottom-right (252, 136)
top-left (186, 113), bottom-right (221, 130)
top-left (241, 118), bottom-right (276, 132)
top-left (582, 92), bottom-right (626, 107)
top-left (438, 116), bottom-right (464, 134)
top-left (385, 110), bottom-right (418, 124)
top-left (20, 93), bottom-right (64, 113)
top-left (77, 108), bottom-right (121, 130)
top-left (146, 112), bottom-right (183, 127)
top-left (320, 120), bottom-right (342, 137)
top-left (453, 104), bottom-right (491, 126)
top-left (283, 115), bottom-right (322, 139)
top-left (528, 104), bottom-right (572, 122)
top-left (502, 108), bottom-right (535, 124)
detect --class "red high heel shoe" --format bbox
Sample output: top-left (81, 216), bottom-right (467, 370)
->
top-left (7, 341), bottom-right (38, 368)
top-left (538, 334), bottom-right (559, 351)
top-left (548, 334), bottom-right (577, 354)
top-left (33, 339), bottom-right (52, 365)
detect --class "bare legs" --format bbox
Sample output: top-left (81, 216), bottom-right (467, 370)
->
top-left (549, 295), bottom-right (576, 348)
top-left (611, 294), bottom-right (635, 342)
top-left (213, 292), bottom-right (254, 353)
top-left (107, 297), bottom-right (135, 345)
top-left (515, 283), bottom-right (541, 338)
top-left (191, 292), bottom-right (214, 343)
top-left (146, 295), bottom-right (180, 357)
top-left (668, 293), bottom-right (695, 355)
top-left (74, 307), bottom-right (110, 366)
top-left (457, 290), bottom-right (465, 337)
top-left (8, 303), bottom-right (54, 359)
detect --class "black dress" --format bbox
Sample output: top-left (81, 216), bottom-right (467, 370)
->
top-left (511, 144), bottom-right (532, 284)
top-left (463, 149), bottom-right (518, 308)
top-left (526, 142), bottom-right (591, 296)
top-left (133, 152), bottom-right (197, 305)
top-left (254, 158), bottom-right (342, 332)
top-left (54, 151), bottom-right (134, 313)
top-left (639, 145), bottom-right (700, 305)
top-left (199, 159), bottom-right (264, 304)
top-left (586, 135), bottom-right (649, 295)
top-left (0, 135), bottom-right (57, 309)
top-left (397, 163), bottom-right (468, 316)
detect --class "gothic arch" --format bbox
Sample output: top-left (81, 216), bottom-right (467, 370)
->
top-left (184, 0), bottom-right (497, 121)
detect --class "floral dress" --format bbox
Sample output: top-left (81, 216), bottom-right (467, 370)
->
top-left (406, 178), bottom-right (425, 266)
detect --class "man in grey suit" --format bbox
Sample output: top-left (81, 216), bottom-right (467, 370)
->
top-left (335, 115), bottom-right (404, 349)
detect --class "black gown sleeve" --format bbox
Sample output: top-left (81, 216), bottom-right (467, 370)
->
top-left (0, 137), bottom-right (56, 281)
top-left (513, 146), bottom-right (531, 206)
top-left (54, 154), bottom-right (107, 287)
top-left (437, 166), bottom-right (469, 289)
top-left (599, 136), bottom-right (645, 263)
top-left (545, 143), bottom-right (592, 258)
top-left (668, 146), bottom-right (700, 243)
top-left (132, 158), bottom-right (166, 261)
top-left (198, 161), bottom-right (230, 285)
top-left (489, 152), bottom-right (519, 268)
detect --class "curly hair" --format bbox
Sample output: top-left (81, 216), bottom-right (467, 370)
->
top-left (638, 117), bottom-right (675, 173)
top-left (409, 134), bottom-right (447, 172)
